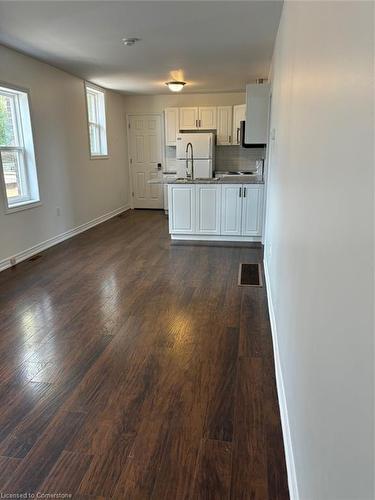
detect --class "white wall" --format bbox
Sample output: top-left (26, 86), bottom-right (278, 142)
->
top-left (123, 92), bottom-right (245, 114)
top-left (265, 2), bottom-right (374, 499)
top-left (0, 45), bottom-right (130, 264)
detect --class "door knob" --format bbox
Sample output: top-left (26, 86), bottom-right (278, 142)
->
top-left (157, 163), bottom-right (162, 170)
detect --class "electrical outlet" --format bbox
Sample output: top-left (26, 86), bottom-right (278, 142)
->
top-left (56, 207), bottom-right (61, 216)
top-left (10, 257), bottom-right (16, 266)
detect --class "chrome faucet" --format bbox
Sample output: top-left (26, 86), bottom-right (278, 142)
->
top-left (185, 142), bottom-right (194, 180)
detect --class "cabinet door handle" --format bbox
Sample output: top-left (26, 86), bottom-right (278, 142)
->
top-left (237, 127), bottom-right (240, 144)
top-left (239, 187), bottom-right (242, 197)
top-left (229, 135), bottom-right (231, 143)
top-left (243, 187), bottom-right (247, 197)
top-left (196, 119), bottom-right (198, 128)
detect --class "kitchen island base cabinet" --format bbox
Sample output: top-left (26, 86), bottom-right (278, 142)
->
top-left (242, 185), bottom-right (264, 236)
top-left (221, 185), bottom-right (242, 236)
top-left (168, 185), bottom-right (195, 234)
top-left (168, 183), bottom-right (264, 241)
top-left (196, 185), bottom-right (221, 235)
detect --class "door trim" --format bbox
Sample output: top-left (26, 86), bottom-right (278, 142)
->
top-left (125, 112), bottom-right (165, 209)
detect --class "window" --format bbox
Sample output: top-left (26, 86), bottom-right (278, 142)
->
top-left (85, 84), bottom-right (108, 157)
top-left (0, 85), bottom-right (40, 211)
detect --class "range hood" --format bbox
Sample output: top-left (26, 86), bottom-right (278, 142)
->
top-left (241, 83), bottom-right (270, 148)
top-left (240, 120), bottom-right (266, 148)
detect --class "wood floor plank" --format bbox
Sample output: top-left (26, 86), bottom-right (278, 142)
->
top-left (77, 433), bottom-right (135, 497)
top-left (239, 288), bottom-right (267, 357)
top-left (111, 418), bottom-right (170, 499)
top-left (2, 411), bottom-right (86, 494)
top-left (0, 381), bottom-right (51, 446)
top-left (193, 439), bottom-right (232, 500)
top-left (0, 457), bottom-right (22, 490)
top-left (149, 419), bottom-right (202, 500)
top-left (231, 357), bottom-right (269, 500)
top-left (205, 326), bottom-right (239, 442)
top-left (39, 451), bottom-right (93, 495)
top-left (0, 335), bottom-right (113, 459)
top-left (0, 210), bottom-right (288, 499)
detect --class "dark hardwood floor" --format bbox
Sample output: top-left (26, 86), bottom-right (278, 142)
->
top-left (0, 209), bottom-right (289, 499)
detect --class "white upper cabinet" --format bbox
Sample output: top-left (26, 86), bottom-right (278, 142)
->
top-left (179, 106), bottom-right (218, 130)
top-left (164, 108), bottom-right (179, 146)
top-left (196, 184), bottom-right (221, 235)
top-left (198, 107), bottom-right (217, 129)
top-left (232, 104), bottom-right (246, 145)
top-left (165, 104), bottom-right (246, 144)
top-left (217, 106), bottom-right (233, 146)
top-left (241, 185), bottom-right (264, 236)
top-left (245, 83), bottom-right (270, 145)
top-left (179, 107), bottom-right (199, 130)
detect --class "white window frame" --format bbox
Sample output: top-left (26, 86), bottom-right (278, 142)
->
top-left (0, 83), bottom-right (40, 213)
top-left (85, 83), bottom-right (108, 158)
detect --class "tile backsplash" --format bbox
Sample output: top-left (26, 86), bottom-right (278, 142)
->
top-left (215, 145), bottom-right (265, 171)
top-left (165, 145), bottom-right (265, 172)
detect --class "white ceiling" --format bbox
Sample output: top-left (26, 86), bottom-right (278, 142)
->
top-left (0, 1), bottom-right (283, 94)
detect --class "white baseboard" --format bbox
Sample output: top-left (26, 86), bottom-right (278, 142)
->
top-left (0, 204), bottom-right (131, 273)
top-left (263, 257), bottom-right (300, 500)
top-left (171, 234), bottom-right (262, 242)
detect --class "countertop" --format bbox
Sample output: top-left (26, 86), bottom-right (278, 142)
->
top-left (151, 176), bottom-right (264, 185)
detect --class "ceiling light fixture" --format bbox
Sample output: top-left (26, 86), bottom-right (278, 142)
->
top-left (165, 81), bottom-right (186, 92)
top-left (122, 37), bottom-right (140, 46)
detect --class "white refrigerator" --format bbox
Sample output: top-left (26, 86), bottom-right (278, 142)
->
top-left (176, 133), bottom-right (215, 178)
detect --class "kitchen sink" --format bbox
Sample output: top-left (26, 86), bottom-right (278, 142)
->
top-left (174, 177), bottom-right (220, 183)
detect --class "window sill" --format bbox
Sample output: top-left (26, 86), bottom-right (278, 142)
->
top-left (90, 154), bottom-right (109, 160)
top-left (5, 200), bottom-right (42, 214)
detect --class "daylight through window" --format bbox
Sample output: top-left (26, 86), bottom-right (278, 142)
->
top-left (85, 84), bottom-right (108, 157)
top-left (0, 85), bottom-right (40, 210)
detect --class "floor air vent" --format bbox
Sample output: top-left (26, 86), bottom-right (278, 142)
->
top-left (238, 263), bottom-right (263, 287)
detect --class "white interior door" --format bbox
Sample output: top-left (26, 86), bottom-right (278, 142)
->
top-left (129, 115), bottom-right (163, 209)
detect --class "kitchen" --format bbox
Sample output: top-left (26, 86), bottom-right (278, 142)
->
top-left (130, 82), bottom-right (270, 243)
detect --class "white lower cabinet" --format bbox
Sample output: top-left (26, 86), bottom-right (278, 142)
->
top-left (168, 185), bottom-right (195, 234)
top-left (196, 184), bottom-right (221, 235)
top-left (221, 184), bottom-right (242, 236)
top-left (241, 185), bottom-right (264, 236)
top-left (168, 183), bottom-right (264, 240)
